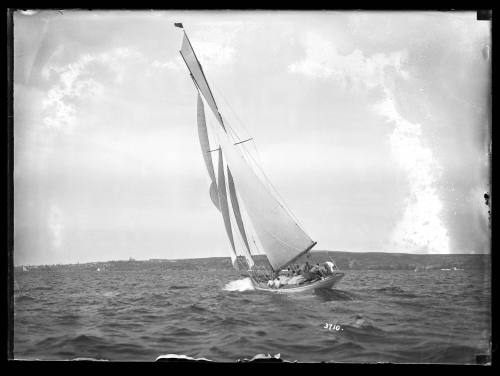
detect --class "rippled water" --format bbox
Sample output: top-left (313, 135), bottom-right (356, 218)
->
top-left (13, 258), bottom-right (491, 363)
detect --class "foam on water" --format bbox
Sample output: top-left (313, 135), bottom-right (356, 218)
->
top-left (223, 277), bottom-right (255, 292)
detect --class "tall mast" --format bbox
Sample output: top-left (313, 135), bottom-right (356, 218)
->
top-left (176, 22), bottom-right (316, 272)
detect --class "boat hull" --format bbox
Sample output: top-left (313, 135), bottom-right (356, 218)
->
top-left (252, 272), bottom-right (345, 293)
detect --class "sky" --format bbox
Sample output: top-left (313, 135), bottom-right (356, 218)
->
top-left (13, 10), bottom-right (491, 266)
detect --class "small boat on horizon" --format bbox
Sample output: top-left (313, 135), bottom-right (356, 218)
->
top-left (176, 23), bottom-right (344, 293)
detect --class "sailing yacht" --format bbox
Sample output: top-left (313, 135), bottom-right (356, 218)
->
top-left (176, 23), bottom-right (344, 293)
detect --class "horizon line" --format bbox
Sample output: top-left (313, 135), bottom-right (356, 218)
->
top-left (13, 249), bottom-right (490, 267)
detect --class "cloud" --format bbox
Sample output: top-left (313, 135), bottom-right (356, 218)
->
top-left (288, 30), bottom-right (449, 253)
top-left (189, 22), bottom-right (245, 67)
top-left (375, 92), bottom-right (449, 253)
top-left (195, 41), bottom-right (235, 66)
top-left (41, 48), bottom-right (148, 131)
top-left (151, 58), bottom-right (183, 71)
top-left (288, 31), bottom-right (409, 90)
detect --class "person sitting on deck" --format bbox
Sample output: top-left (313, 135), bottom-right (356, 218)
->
top-left (273, 278), bottom-right (281, 289)
top-left (324, 261), bottom-right (336, 275)
top-left (279, 273), bottom-right (291, 285)
top-left (310, 263), bottom-right (324, 278)
top-left (301, 271), bottom-right (315, 282)
top-left (304, 262), bottom-right (311, 273)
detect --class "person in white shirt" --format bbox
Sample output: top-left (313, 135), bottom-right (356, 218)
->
top-left (324, 261), bottom-right (336, 274)
top-left (273, 278), bottom-right (281, 288)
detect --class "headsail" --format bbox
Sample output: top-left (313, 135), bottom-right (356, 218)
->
top-left (212, 122), bottom-right (315, 272)
top-left (227, 167), bottom-right (255, 268)
top-left (217, 148), bottom-right (238, 268)
top-left (197, 93), bottom-right (220, 210)
top-left (180, 32), bottom-right (225, 131)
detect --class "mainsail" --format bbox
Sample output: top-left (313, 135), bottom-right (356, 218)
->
top-left (210, 119), bottom-right (315, 271)
top-left (197, 93), bottom-right (220, 210)
top-left (178, 25), bottom-right (316, 272)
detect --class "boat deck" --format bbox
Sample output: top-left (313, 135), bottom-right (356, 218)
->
top-left (252, 272), bottom-right (344, 293)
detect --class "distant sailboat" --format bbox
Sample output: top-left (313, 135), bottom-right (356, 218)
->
top-left (176, 24), bottom-right (344, 292)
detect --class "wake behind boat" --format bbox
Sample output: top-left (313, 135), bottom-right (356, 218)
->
top-left (176, 23), bottom-right (344, 293)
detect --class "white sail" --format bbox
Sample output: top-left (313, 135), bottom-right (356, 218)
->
top-left (217, 148), bottom-right (239, 269)
top-left (179, 26), bottom-right (315, 272)
top-left (211, 120), bottom-right (315, 271)
top-left (180, 32), bottom-right (225, 130)
top-left (227, 167), bottom-right (255, 268)
top-left (197, 93), bottom-right (220, 210)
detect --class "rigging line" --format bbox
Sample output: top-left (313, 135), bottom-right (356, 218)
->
top-left (206, 86), bottom-right (310, 235)
top-left (226, 128), bottom-right (310, 236)
top-left (237, 139), bottom-right (310, 234)
top-left (203, 81), bottom-right (242, 143)
top-left (210, 81), bottom-right (262, 164)
top-left (233, 138), bottom-right (253, 146)
top-left (211, 81), bottom-right (253, 140)
top-left (211, 82), bottom-right (263, 161)
top-left (212, 103), bottom-right (307, 232)
top-left (211, 83), bottom-right (263, 163)
top-left (226, 122), bottom-right (242, 144)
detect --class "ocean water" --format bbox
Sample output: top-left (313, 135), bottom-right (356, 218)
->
top-left (13, 257), bottom-right (491, 363)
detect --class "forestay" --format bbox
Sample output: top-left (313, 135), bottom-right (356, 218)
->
top-left (210, 117), bottom-right (315, 272)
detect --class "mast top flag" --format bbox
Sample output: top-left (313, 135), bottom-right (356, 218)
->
top-left (176, 23), bottom-right (317, 272)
